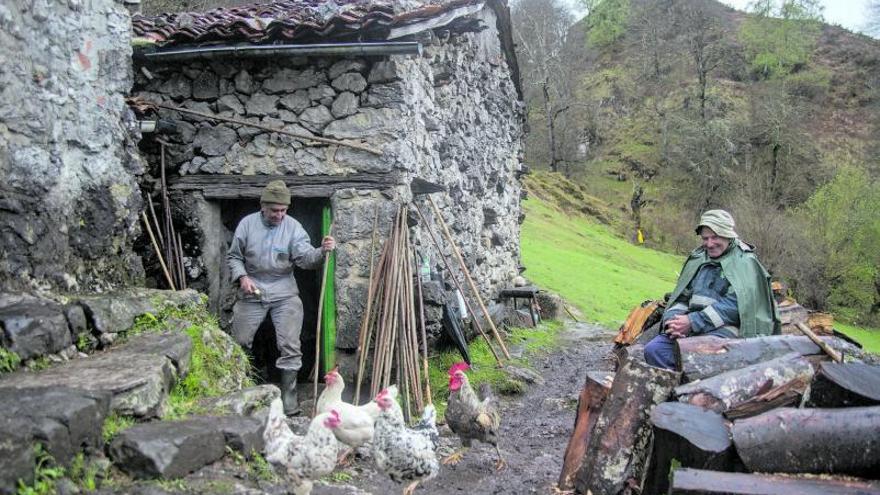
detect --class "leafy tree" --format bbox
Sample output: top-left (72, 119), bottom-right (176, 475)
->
top-left (582, 0), bottom-right (631, 47)
top-left (739, 0), bottom-right (824, 78)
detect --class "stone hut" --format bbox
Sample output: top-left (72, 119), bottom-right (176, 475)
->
top-left (130, 0), bottom-right (525, 377)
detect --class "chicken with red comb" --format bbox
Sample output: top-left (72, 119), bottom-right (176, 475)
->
top-left (444, 363), bottom-right (505, 470)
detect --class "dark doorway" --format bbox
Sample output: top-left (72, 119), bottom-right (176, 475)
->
top-left (219, 197), bottom-right (327, 383)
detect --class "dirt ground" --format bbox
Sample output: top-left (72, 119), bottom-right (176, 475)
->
top-left (313, 321), bottom-right (617, 495)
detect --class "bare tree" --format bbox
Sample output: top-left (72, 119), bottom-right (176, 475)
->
top-left (512, 0), bottom-right (575, 173)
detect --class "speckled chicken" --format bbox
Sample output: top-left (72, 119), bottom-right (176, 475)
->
top-left (371, 386), bottom-right (440, 495)
top-left (315, 366), bottom-right (382, 458)
top-left (262, 397), bottom-right (341, 495)
top-left (443, 362), bottom-right (506, 470)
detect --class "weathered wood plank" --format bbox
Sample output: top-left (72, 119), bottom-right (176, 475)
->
top-left (167, 173), bottom-right (400, 198)
top-left (575, 357), bottom-right (680, 495)
top-left (671, 468), bottom-right (880, 495)
top-left (807, 361), bottom-right (880, 408)
top-left (731, 406), bottom-right (880, 477)
top-left (674, 352), bottom-right (814, 418)
top-left (675, 335), bottom-right (860, 382)
top-left (558, 370), bottom-right (614, 491)
top-left (643, 403), bottom-right (737, 495)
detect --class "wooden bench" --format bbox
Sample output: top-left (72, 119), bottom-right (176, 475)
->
top-left (498, 286), bottom-right (540, 326)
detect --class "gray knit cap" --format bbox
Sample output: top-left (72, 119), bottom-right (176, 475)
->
top-left (696, 209), bottom-right (737, 239)
top-left (261, 180), bottom-right (290, 205)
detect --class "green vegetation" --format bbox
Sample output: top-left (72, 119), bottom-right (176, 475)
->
top-left (126, 299), bottom-right (254, 419)
top-left (246, 451), bottom-right (277, 482)
top-left (427, 321), bottom-right (565, 418)
top-left (583, 0), bottom-right (631, 47)
top-left (102, 412), bottom-right (135, 443)
top-left (0, 348), bottom-right (21, 374)
top-left (68, 453), bottom-right (104, 492)
top-left (740, 0), bottom-right (823, 78)
top-left (836, 323), bottom-right (880, 354)
top-left (521, 195), bottom-right (681, 328)
top-left (24, 357), bottom-right (51, 372)
top-left (16, 445), bottom-right (63, 495)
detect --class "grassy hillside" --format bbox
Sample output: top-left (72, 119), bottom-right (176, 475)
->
top-left (520, 174), bottom-right (880, 353)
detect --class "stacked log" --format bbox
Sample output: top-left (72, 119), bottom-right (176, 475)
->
top-left (560, 332), bottom-right (880, 495)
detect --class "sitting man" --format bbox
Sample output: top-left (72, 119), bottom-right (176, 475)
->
top-left (644, 210), bottom-right (779, 369)
top-left (227, 180), bottom-right (335, 415)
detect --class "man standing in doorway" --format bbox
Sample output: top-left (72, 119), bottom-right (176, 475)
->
top-left (227, 180), bottom-right (335, 416)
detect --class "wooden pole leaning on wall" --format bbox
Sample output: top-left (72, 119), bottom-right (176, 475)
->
top-left (414, 247), bottom-right (433, 405)
top-left (426, 196), bottom-right (511, 360)
top-left (312, 224), bottom-right (334, 417)
top-left (412, 203), bottom-right (504, 366)
top-left (141, 212), bottom-right (176, 290)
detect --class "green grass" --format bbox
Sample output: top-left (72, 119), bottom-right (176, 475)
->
top-left (521, 197), bottom-right (682, 328)
top-left (835, 322), bottom-right (880, 354)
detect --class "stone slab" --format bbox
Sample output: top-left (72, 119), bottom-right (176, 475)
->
top-left (0, 292), bottom-right (72, 360)
top-left (108, 419), bottom-right (226, 479)
top-left (75, 288), bottom-right (202, 336)
top-left (0, 332), bottom-right (191, 418)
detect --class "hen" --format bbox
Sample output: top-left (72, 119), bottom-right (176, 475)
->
top-left (316, 366), bottom-right (382, 460)
top-left (263, 397), bottom-right (341, 495)
top-left (443, 362), bottom-right (506, 469)
top-left (372, 386), bottom-right (440, 495)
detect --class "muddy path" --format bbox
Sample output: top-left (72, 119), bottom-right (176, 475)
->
top-left (316, 321), bottom-right (617, 495)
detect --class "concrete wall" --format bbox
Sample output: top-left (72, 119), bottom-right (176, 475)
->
top-left (0, 0), bottom-right (145, 292)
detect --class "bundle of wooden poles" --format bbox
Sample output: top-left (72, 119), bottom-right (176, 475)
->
top-left (140, 143), bottom-right (186, 291)
top-left (353, 205), bottom-right (429, 421)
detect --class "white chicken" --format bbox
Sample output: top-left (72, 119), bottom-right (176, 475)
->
top-left (316, 366), bottom-right (382, 460)
top-left (262, 397), bottom-right (341, 495)
top-left (371, 386), bottom-right (440, 495)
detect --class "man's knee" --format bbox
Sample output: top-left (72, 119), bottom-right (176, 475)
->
top-left (644, 335), bottom-right (675, 369)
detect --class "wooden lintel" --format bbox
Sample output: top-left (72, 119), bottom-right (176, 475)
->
top-left (167, 173), bottom-right (401, 199)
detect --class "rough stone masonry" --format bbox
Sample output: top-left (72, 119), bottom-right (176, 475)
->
top-left (133, 4), bottom-right (525, 368)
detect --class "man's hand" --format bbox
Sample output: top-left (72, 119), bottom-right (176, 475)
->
top-left (239, 275), bottom-right (257, 295)
top-left (321, 236), bottom-right (336, 252)
top-left (665, 314), bottom-right (692, 339)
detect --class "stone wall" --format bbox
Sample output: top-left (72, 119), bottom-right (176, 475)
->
top-left (132, 5), bottom-right (523, 357)
top-left (0, 0), bottom-right (145, 292)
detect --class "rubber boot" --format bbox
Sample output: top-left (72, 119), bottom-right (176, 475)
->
top-left (280, 369), bottom-right (300, 416)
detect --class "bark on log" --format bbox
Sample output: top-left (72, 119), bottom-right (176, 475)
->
top-left (671, 468), bottom-right (880, 494)
top-left (807, 361), bottom-right (880, 408)
top-left (575, 357), bottom-right (681, 495)
top-left (731, 406), bottom-right (880, 477)
top-left (675, 335), bottom-right (860, 382)
top-left (643, 403), bottom-right (738, 495)
top-left (674, 352), bottom-right (814, 418)
top-left (558, 371), bottom-right (614, 491)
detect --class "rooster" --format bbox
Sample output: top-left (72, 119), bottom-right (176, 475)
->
top-left (315, 366), bottom-right (382, 461)
top-left (372, 386), bottom-right (440, 495)
top-left (444, 362), bottom-right (506, 470)
top-left (263, 397), bottom-right (341, 495)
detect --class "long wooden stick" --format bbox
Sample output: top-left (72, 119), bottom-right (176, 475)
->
top-left (177, 233), bottom-right (187, 290)
top-left (427, 196), bottom-right (511, 360)
top-left (151, 101), bottom-right (383, 155)
top-left (354, 205), bottom-right (380, 405)
top-left (413, 203), bottom-right (504, 365)
top-left (141, 212), bottom-right (176, 290)
top-left (414, 248), bottom-right (433, 405)
top-left (147, 199), bottom-right (164, 248)
top-left (795, 322), bottom-right (843, 363)
top-left (312, 226), bottom-right (334, 417)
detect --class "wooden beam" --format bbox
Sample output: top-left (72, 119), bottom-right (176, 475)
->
top-left (672, 468), bottom-right (880, 494)
top-left (167, 173), bottom-right (400, 199)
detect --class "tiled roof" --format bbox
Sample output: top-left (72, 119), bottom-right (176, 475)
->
top-left (132, 0), bottom-right (482, 46)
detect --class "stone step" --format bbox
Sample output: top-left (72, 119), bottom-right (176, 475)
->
top-left (0, 331), bottom-right (192, 418)
top-left (0, 386), bottom-right (111, 494)
top-left (108, 415), bottom-right (266, 479)
top-left (0, 288), bottom-right (201, 368)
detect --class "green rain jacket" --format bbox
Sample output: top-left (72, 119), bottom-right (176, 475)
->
top-left (669, 240), bottom-right (781, 338)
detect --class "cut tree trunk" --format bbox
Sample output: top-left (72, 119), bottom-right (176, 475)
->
top-left (671, 468), bottom-right (880, 494)
top-left (574, 357), bottom-right (680, 495)
top-left (674, 352), bottom-right (814, 418)
top-left (807, 361), bottom-right (880, 408)
top-left (643, 402), bottom-right (738, 495)
top-left (558, 371), bottom-right (614, 491)
top-left (675, 335), bottom-right (859, 382)
top-left (731, 406), bottom-right (880, 477)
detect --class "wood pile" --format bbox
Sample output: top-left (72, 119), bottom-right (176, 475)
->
top-left (560, 334), bottom-right (880, 495)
